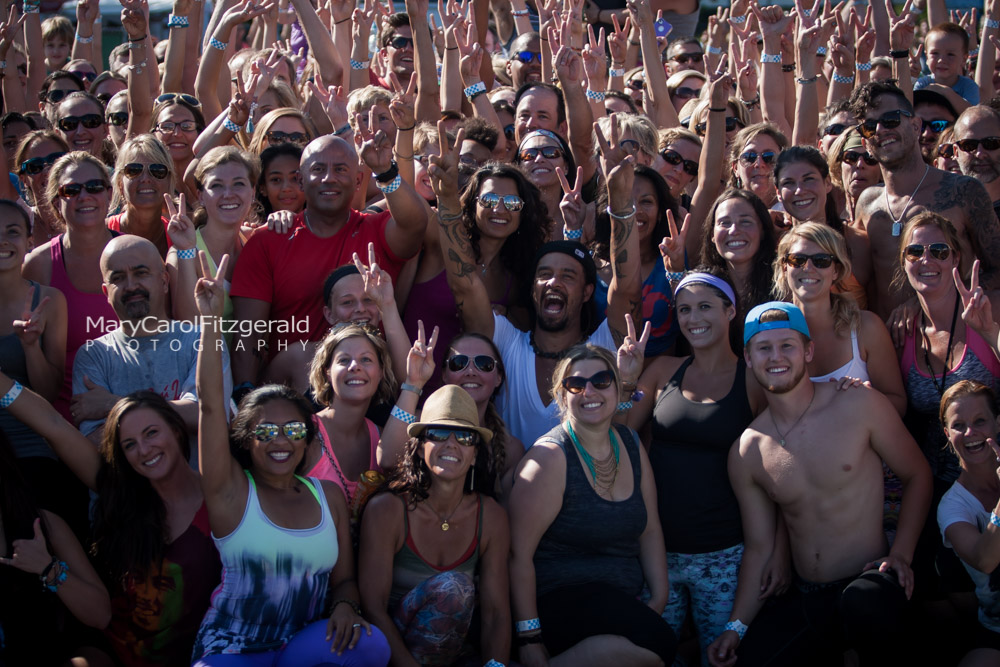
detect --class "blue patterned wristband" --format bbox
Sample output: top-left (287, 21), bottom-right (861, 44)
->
top-left (464, 81), bottom-right (486, 100)
top-left (616, 401), bottom-right (633, 412)
top-left (832, 72), bottom-right (855, 84)
top-left (391, 405), bottom-right (417, 425)
top-left (725, 619), bottom-right (748, 640)
top-left (76, 33), bottom-right (94, 43)
top-left (377, 174), bottom-right (402, 194)
top-left (484, 661), bottom-right (505, 667)
top-left (0, 380), bottom-right (22, 408)
top-left (350, 59), bottom-right (369, 70)
top-left (209, 37), bottom-right (227, 51)
top-left (585, 89), bottom-right (606, 101)
top-left (761, 52), bottom-right (782, 64)
top-left (515, 618), bottom-right (541, 633)
top-left (167, 13), bottom-right (189, 28)
top-left (223, 118), bottom-right (241, 133)
top-left (176, 248), bottom-right (197, 260)
top-left (816, 46), bottom-right (828, 56)
top-left (856, 61), bottom-right (872, 71)
top-left (991, 511), bottom-right (1000, 528)
top-left (563, 227), bottom-right (583, 240)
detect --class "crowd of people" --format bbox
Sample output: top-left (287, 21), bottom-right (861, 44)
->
top-left (4, 0), bottom-right (1000, 664)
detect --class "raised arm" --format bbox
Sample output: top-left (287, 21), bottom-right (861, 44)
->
top-left (687, 71), bottom-right (732, 262)
top-left (406, 0), bottom-right (440, 122)
top-left (15, 285), bottom-right (66, 403)
top-left (354, 242), bottom-right (410, 382)
top-left (123, 0), bottom-right (155, 141)
top-left (22, 1), bottom-right (43, 108)
top-left (290, 0), bottom-right (344, 88)
top-left (0, 9), bottom-right (27, 112)
top-left (791, 5), bottom-right (823, 147)
top-left (945, 439), bottom-right (1000, 573)
top-left (887, 0), bottom-right (915, 107)
top-left (161, 0), bottom-right (197, 94)
top-left (552, 29), bottom-right (598, 188)
top-left (70, 0), bottom-right (99, 66)
top-left (377, 320), bottom-right (437, 469)
top-left (627, 0), bottom-right (677, 129)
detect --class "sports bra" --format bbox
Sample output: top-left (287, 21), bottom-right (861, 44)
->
top-left (810, 328), bottom-right (870, 383)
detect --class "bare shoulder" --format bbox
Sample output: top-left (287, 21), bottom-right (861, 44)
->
top-left (481, 495), bottom-right (509, 528)
top-left (22, 243), bottom-right (53, 284)
top-left (517, 439), bottom-right (565, 474)
top-left (364, 491), bottom-right (405, 523)
top-left (319, 478), bottom-right (349, 518)
top-left (641, 354), bottom-right (687, 390)
top-left (859, 309), bottom-right (890, 339)
top-left (855, 183), bottom-right (886, 219)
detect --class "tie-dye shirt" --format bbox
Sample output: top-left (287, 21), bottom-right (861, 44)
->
top-left (192, 472), bottom-right (339, 658)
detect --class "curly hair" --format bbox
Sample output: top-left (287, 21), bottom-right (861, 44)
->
top-left (308, 323), bottom-right (398, 408)
top-left (228, 385), bottom-right (318, 473)
top-left (847, 81), bottom-right (913, 120)
top-left (385, 432), bottom-right (501, 507)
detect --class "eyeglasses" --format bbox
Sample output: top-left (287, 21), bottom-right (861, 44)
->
top-left (562, 370), bottom-right (615, 394)
top-left (266, 130), bottom-right (308, 146)
top-left (695, 116), bottom-right (740, 136)
top-left (504, 124), bottom-right (515, 141)
top-left (253, 421), bottom-right (308, 442)
top-left (389, 35), bottom-right (414, 49)
top-left (904, 242), bottom-right (952, 261)
top-left (122, 163), bottom-right (169, 180)
top-left (19, 151), bottom-right (66, 175)
top-left (823, 122), bottom-right (849, 137)
top-left (840, 150), bottom-right (878, 166)
top-left (619, 139), bottom-right (640, 155)
top-left (660, 149), bottom-right (698, 176)
top-left (423, 427), bottom-right (479, 446)
top-left (857, 109), bottom-right (913, 139)
top-left (783, 252), bottom-right (836, 269)
top-left (739, 150), bottom-right (777, 166)
top-left (156, 92), bottom-right (201, 107)
top-left (920, 118), bottom-right (951, 134)
top-left (518, 145), bottom-right (563, 162)
top-left (938, 143), bottom-right (955, 159)
top-left (673, 86), bottom-right (701, 100)
top-left (44, 89), bottom-right (73, 105)
top-left (671, 53), bottom-right (704, 64)
top-left (955, 136), bottom-right (1000, 153)
top-left (477, 192), bottom-right (524, 211)
top-left (57, 114), bottom-right (103, 132)
top-left (106, 111), bottom-right (128, 126)
top-left (155, 120), bottom-right (198, 133)
top-left (57, 179), bottom-right (109, 198)
top-left (515, 50), bottom-right (543, 64)
top-left (446, 354), bottom-right (497, 373)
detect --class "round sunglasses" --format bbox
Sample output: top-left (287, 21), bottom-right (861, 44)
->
top-left (423, 427), bottom-right (479, 446)
top-left (562, 370), bottom-right (615, 394)
top-left (254, 421), bottom-right (308, 442)
top-left (122, 163), bottom-right (169, 180)
top-left (783, 252), bottom-right (836, 269)
top-left (446, 354), bottom-right (497, 373)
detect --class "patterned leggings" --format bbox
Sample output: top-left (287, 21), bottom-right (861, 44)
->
top-left (661, 543), bottom-right (744, 667)
top-left (392, 571), bottom-right (476, 666)
top-left (191, 620), bottom-right (390, 666)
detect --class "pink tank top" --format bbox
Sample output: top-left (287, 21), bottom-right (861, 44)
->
top-left (306, 415), bottom-right (382, 505)
top-left (48, 235), bottom-right (118, 420)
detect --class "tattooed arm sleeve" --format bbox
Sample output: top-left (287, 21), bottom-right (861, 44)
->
top-left (438, 206), bottom-right (496, 338)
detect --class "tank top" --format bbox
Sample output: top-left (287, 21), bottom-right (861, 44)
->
top-left (47, 234), bottom-right (118, 421)
top-left (900, 320), bottom-right (1000, 483)
top-left (809, 328), bottom-right (870, 384)
top-left (389, 494), bottom-right (483, 607)
top-left (0, 283), bottom-right (52, 459)
top-left (651, 358), bottom-right (751, 553)
top-left (307, 414), bottom-right (382, 506)
top-left (193, 471), bottom-right (339, 657)
top-left (532, 423), bottom-right (646, 598)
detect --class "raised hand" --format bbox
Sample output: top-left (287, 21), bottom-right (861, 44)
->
top-left (552, 40), bottom-right (584, 86)
top-left (954, 261), bottom-right (1000, 341)
top-left (582, 24), bottom-right (608, 86)
top-left (658, 210), bottom-right (689, 273)
top-left (594, 113), bottom-right (634, 202)
top-left (607, 14), bottom-right (632, 66)
top-left (556, 166), bottom-right (585, 234)
top-left (427, 122), bottom-right (464, 203)
top-left (459, 39), bottom-right (486, 87)
top-left (388, 71), bottom-right (417, 130)
top-left (0, 518), bottom-right (52, 575)
top-left (886, 0), bottom-right (915, 52)
top-left (194, 251), bottom-right (230, 318)
top-left (120, 0), bottom-right (150, 41)
top-left (308, 79), bottom-right (349, 129)
top-left (751, 3), bottom-right (793, 41)
top-left (353, 242), bottom-right (396, 313)
top-left (165, 192), bottom-right (197, 251)
top-left (405, 319), bottom-right (439, 388)
top-left (0, 5), bottom-right (26, 59)
top-left (616, 313), bottom-right (651, 385)
top-left (12, 287), bottom-right (50, 348)
top-left (355, 108), bottom-right (393, 175)
top-left (78, 0), bottom-right (101, 29)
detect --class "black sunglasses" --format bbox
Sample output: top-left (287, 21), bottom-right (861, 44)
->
top-left (446, 354), bottom-right (497, 373)
top-left (627, 78), bottom-right (646, 91)
top-left (920, 118), bottom-right (951, 134)
top-left (938, 143), bottom-right (955, 159)
top-left (823, 122), bottom-right (849, 137)
top-left (904, 242), bottom-right (951, 261)
top-left (956, 136), bottom-right (1000, 153)
top-left (423, 427), bottom-right (479, 446)
top-left (19, 151), bottom-right (66, 175)
top-left (841, 150), bottom-right (878, 166)
top-left (518, 146), bottom-right (563, 161)
top-left (57, 114), bottom-right (103, 132)
top-left (266, 130), bottom-right (308, 146)
top-left (857, 109), bottom-right (913, 139)
top-left (97, 92), bottom-right (114, 105)
top-left (660, 149), bottom-right (698, 176)
top-left (739, 150), bottom-right (777, 166)
top-left (156, 92), bottom-right (201, 108)
top-left (57, 179), bottom-right (108, 198)
top-left (123, 163), bottom-right (169, 180)
top-left (515, 50), bottom-right (543, 64)
top-left (673, 86), bottom-right (701, 100)
top-left (695, 116), bottom-right (740, 136)
top-left (477, 192), bottom-right (524, 211)
top-left (672, 53), bottom-right (704, 64)
top-left (784, 252), bottom-right (836, 269)
top-left (389, 35), bottom-right (414, 49)
top-left (503, 124), bottom-right (515, 140)
top-left (107, 111), bottom-right (129, 126)
top-left (562, 370), bottom-right (615, 394)
top-left (44, 89), bottom-right (72, 104)
top-left (254, 421), bottom-right (308, 442)
top-left (70, 70), bottom-right (96, 82)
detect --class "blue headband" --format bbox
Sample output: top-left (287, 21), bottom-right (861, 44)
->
top-left (673, 272), bottom-right (737, 305)
top-left (744, 301), bottom-right (812, 346)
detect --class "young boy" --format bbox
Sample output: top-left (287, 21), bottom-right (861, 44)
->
top-left (41, 15), bottom-right (72, 72)
top-left (914, 22), bottom-right (980, 105)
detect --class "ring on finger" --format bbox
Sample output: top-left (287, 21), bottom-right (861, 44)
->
top-left (352, 623), bottom-right (361, 628)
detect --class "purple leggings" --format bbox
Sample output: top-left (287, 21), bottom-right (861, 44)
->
top-left (192, 620), bottom-right (390, 667)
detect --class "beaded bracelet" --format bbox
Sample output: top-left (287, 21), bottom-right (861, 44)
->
top-left (796, 75), bottom-right (819, 84)
top-left (781, 63), bottom-right (796, 73)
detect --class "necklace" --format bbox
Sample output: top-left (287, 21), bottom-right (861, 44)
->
top-left (567, 423), bottom-right (620, 495)
top-left (885, 164), bottom-right (929, 237)
top-left (770, 389), bottom-right (816, 447)
top-left (530, 331), bottom-right (584, 360)
top-left (921, 295), bottom-right (960, 396)
top-left (432, 494), bottom-right (464, 531)
top-left (317, 424), bottom-right (350, 497)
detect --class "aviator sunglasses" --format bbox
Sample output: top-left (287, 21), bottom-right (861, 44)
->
top-left (904, 243), bottom-right (952, 261)
top-left (122, 163), bottom-right (169, 180)
top-left (254, 421), bottom-right (309, 442)
top-left (477, 192), bottom-right (524, 211)
top-left (562, 370), bottom-right (615, 394)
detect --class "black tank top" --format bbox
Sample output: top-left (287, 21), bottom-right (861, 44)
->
top-left (650, 357), bottom-right (753, 553)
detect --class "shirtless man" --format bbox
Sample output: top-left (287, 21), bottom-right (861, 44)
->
top-left (708, 302), bottom-right (931, 667)
top-left (850, 82), bottom-right (1000, 320)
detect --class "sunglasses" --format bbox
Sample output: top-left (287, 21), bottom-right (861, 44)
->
top-left (446, 354), bottom-right (497, 373)
top-left (44, 89), bottom-right (72, 104)
top-left (57, 179), bottom-right (109, 198)
top-left (739, 150), bottom-right (777, 166)
top-left (695, 116), bottom-right (740, 136)
top-left (660, 149), bottom-right (698, 176)
top-left (477, 192), bottom-right (524, 211)
top-left (155, 120), bottom-right (199, 133)
top-left (414, 154), bottom-right (432, 166)
top-left (938, 143), bottom-right (955, 159)
top-left (515, 50), bottom-right (544, 64)
top-left (619, 139), bottom-right (641, 155)
top-left (841, 150), bottom-right (878, 166)
top-left (70, 70), bottom-right (96, 82)
top-left (920, 118), bottom-right (951, 134)
top-left (518, 145), bottom-right (563, 161)
top-left (673, 86), bottom-right (701, 100)
top-left (904, 242), bottom-right (951, 261)
top-left (57, 113), bottom-right (103, 132)
top-left (823, 122), bottom-right (849, 137)
top-left (857, 109), bottom-right (913, 139)
top-left (123, 163), bottom-right (169, 180)
top-left (784, 252), bottom-right (836, 269)
top-left (106, 111), bottom-right (129, 126)
top-left (627, 78), bottom-right (646, 91)
top-left (562, 370), bottom-right (615, 394)
top-left (955, 136), bottom-right (1000, 153)
top-left (389, 35), bottom-right (414, 49)
top-left (97, 93), bottom-right (114, 105)
top-left (671, 53), bottom-right (704, 64)
top-left (423, 427), bottom-right (479, 446)
top-left (156, 92), bottom-right (201, 107)
top-left (504, 124), bottom-right (515, 141)
top-left (266, 130), bottom-right (308, 146)
top-left (254, 421), bottom-right (308, 442)
top-left (19, 151), bottom-right (66, 175)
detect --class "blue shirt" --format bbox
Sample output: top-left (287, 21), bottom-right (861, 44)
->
top-left (914, 74), bottom-right (980, 105)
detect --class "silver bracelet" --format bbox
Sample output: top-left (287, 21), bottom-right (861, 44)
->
top-left (607, 204), bottom-right (636, 220)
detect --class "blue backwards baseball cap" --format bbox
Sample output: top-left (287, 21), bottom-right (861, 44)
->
top-left (743, 301), bottom-right (811, 346)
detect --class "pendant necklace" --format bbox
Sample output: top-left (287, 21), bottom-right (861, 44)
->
top-left (885, 164), bottom-right (929, 237)
top-left (433, 495), bottom-right (464, 531)
top-left (921, 296), bottom-right (960, 396)
top-left (771, 390), bottom-right (816, 447)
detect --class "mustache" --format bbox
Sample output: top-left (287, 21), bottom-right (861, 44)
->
top-left (122, 288), bottom-right (150, 300)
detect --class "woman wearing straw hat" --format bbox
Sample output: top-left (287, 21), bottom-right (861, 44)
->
top-left (359, 385), bottom-right (511, 667)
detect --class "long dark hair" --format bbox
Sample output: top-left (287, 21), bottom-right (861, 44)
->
top-left (676, 265), bottom-right (743, 354)
top-left (700, 188), bottom-right (778, 313)
top-left (593, 165), bottom-right (679, 263)
top-left (229, 384), bottom-right (317, 473)
top-left (385, 433), bottom-right (499, 509)
top-left (91, 392), bottom-right (187, 586)
top-left (774, 145), bottom-right (844, 236)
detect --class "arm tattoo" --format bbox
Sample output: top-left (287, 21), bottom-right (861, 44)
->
top-left (931, 175), bottom-right (1000, 288)
top-left (446, 248), bottom-right (478, 279)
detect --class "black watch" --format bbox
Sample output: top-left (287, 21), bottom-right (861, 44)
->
top-left (375, 160), bottom-right (399, 184)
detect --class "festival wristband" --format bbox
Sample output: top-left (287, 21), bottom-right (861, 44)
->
top-left (0, 380), bottom-right (22, 408)
top-left (515, 618), bottom-right (541, 633)
top-left (725, 619), bottom-right (748, 640)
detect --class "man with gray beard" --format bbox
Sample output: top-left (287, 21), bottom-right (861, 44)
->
top-left (953, 105), bottom-right (1000, 221)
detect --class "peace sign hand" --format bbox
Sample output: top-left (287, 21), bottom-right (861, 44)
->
top-left (0, 518), bottom-right (52, 575)
top-left (607, 15), bottom-right (631, 65)
top-left (658, 210), bottom-right (689, 273)
top-left (308, 79), bottom-right (349, 129)
top-left (194, 252), bottom-right (230, 318)
top-left (356, 109), bottom-right (393, 175)
top-left (405, 319), bottom-right (439, 387)
top-left (388, 72), bottom-right (417, 130)
top-left (0, 6), bottom-right (25, 59)
top-left (428, 122), bottom-right (464, 203)
top-left (616, 313), bottom-right (651, 385)
top-left (13, 286), bottom-right (51, 348)
top-left (595, 113), bottom-right (635, 201)
top-left (886, 0), bottom-right (915, 51)
top-left (165, 192), bottom-right (197, 251)
top-left (954, 261), bottom-right (1000, 342)
top-left (353, 242), bottom-right (396, 312)
top-left (556, 166), bottom-right (585, 234)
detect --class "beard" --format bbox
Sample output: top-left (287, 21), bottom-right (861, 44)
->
top-left (751, 362), bottom-right (807, 395)
top-left (121, 289), bottom-right (151, 320)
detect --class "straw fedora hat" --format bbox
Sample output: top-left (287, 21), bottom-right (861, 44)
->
top-left (407, 385), bottom-right (493, 444)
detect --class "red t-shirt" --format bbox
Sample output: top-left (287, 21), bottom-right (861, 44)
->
top-left (106, 214), bottom-right (173, 256)
top-left (230, 209), bottom-right (404, 347)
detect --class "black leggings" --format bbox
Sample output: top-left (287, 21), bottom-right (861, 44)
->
top-left (537, 582), bottom-right (677, 664)
top-left (736, 569), bottom-right (910, 667)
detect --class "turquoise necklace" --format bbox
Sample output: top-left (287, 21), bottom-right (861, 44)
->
top-left (566, 422), bottom-right (620, 495)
